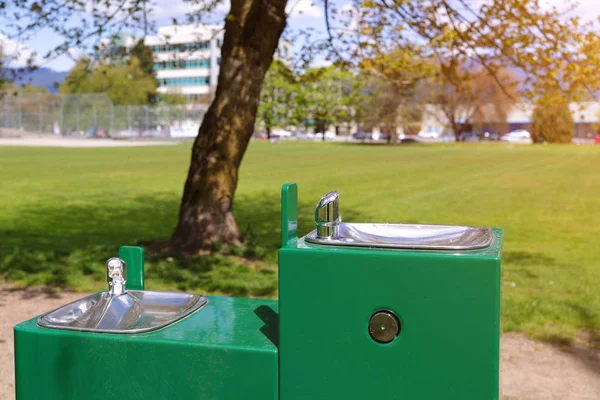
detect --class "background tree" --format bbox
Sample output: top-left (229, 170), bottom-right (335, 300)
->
top-left (160, 91), bottom-right (188, 105)
top-left (60, 57), bottom-right (157, 105)
top-left (335, 73), bottom-right (369, 136)
top-left (359, 48), bottom-right (431, 143)
top-left (19, 83), bottom-right (50, 95)
top-left (4, 0), bottom-right (600, 253)
top-left (130, 39), bottom-right (155, 78)
top-left (398, 102), bottom-right (424, 138)
top-left (530, 90), bottom-right (574, 143)
top-left (168, 1), bottom-right (288, 252)
top-left (0, 46), bottom-right (8, 97)
top-left (130, 39), bottom-right (156, 103)
top-left (361, 77), bottom-right (402, 142)
top-left (257, 60), bottom-right (296, 138)
top-left (432, 66), bottom-right (519, 139)
top-left (296, 66), bottom-right (358, 139)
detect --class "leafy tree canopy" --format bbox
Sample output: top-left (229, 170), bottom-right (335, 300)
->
top-left (160, 91), bottom-right (188, 105)
top-left (323, 0), bottom-right (600, 99)
top-left (531, 90), bottom-right (574, 143)
top-left (257, 60), bottom-right (297, 136)
top-left (59, 57), bottom-right (157, 105)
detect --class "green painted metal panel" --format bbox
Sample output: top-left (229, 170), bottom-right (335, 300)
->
top-left (13, 182), bottom-right (503, 400)
top-left (281, 183), bottom-right (298, 246)
top-left (279, 232), bottom-right (503, 400)
top-left (15, 296), bottom-right (278, 400)
top-left (118, 245), bottom-right (145, 290)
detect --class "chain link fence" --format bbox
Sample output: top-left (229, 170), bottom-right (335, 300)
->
top-left (113, 104), bottom-right (207, 138)
top-left (0, 93), bottom-right (207, 138)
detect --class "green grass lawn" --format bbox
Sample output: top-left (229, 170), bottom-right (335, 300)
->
top-left (0, 141), bottom-right (598, 344)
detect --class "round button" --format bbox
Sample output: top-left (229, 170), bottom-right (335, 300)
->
top-left (369, 311), bottom-right (400, 343)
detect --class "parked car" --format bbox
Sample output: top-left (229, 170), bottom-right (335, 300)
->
top-left (295, 131), bottom-right (316, 140)
top-left (271, 129), bottom-right (292, 138)
top-left (481, 131), bottom-right (500, 141)
top-left (315, 131), bottom-right (336, 140)
top-left (418, 130), bottom-right (440, 139)
top-left (501, 129), bottom-right (532, 143)
top-left (595, 134), bottom-right (600, 144)
top-left (372, 132), bottom-right (390, 141)
top-left (352, 131), bottom-right (372, 141)
top-left (459, 132), bottom-right (479, 142)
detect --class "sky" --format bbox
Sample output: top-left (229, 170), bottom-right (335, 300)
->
top-left (1, 0), bottom-right (334, 71)
top-left (1, 0), bottom-right (598, 72)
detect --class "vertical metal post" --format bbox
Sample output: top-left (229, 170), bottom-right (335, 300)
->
top-left (118, 246), bottom-right (145, 290)
top-left (18, 98), bottom-right (22, 129)
top-left (127, 105), bottom-right (131, 131)
top-left (93, 105), bottom-right (97, 130)
top-left (60, 102), bottom-right (64, 136)
top-left (76, 103), bottom-right (80, 134)
top-left (39, 102), bottom-right (43, 133)
top-left (145, 106), bottom-right (149, 132)
top-left (110, 102), bottom-right (114, 136)
top-left (166, 106), bottom-right (170, 136)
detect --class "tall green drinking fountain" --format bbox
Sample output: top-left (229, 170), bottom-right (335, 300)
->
top-left (14, 183), bottom-right (502, 399)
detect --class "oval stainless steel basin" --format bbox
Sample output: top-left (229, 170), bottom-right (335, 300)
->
top-left (305, 223), bottom-right (493, 250)
top-left (38, 290), bottom-right (207, 334)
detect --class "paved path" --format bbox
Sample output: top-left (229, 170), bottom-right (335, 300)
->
top-left (1, 286), bottom-right (598, 399)
top-left (0, 137), bottom-right (178, 147)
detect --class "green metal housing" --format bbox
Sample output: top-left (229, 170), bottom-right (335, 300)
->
top-left (14, 296), bottom-right (278, 400)
top-left (14, 183), bottom-right (502, 400)
top-left (278, 183), bottom-right (503, 400)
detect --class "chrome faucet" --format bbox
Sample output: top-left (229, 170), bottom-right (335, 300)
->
top-left (308, 189), bottom-right (494, 250)
top-left (315, 190), bottom-right (341, 239)
top-left (106, 257), bottom-right (127, 296)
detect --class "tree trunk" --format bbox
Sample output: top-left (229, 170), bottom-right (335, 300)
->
top-left (389, 124), bottom-right (398, 144)
top-left (170, 0), bottom-right (288, 254)
top-left (266, 125), bottom-right (271, 139)
top-left (452, 121), bottom-right (461, 141)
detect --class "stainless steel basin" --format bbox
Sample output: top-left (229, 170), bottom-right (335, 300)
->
top-left (306, 190), bottom-right (493, 250)
top-left (38, 257), bottom-right (207, 334)
top-left (38, 290), bottom-right (207, 334)
top-left (306, 222), bottom-right (493, 250)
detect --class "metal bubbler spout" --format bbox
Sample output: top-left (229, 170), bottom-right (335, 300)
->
top-left (315, 190), bottom-right (341, 239)
top-left (106, 257), bottom-right (127, 296)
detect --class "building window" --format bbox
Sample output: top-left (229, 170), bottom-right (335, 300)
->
top-left (152, 58), bottom-right (211, 70)
top-left (158, 76), bottom-right (211, 87)
top-left (150, 41), bottom-right (210, 54)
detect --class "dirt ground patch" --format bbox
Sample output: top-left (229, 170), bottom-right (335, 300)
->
top-left (1, 285), bottom-right (598, 399)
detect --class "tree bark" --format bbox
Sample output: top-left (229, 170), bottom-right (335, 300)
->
top-left (170, 0), bottom-right (288, 254)
top-left (389, 124), bottom-right (398, 144)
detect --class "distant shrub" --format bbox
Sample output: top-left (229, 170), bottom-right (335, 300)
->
top-left (530, 91), bottom-right (574, 143)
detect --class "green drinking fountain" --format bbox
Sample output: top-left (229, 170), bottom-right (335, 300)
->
top-left (14, 183), bottom-right (502, 399)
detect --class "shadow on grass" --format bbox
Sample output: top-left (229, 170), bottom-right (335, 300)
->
top-left (503, 250), bottom-right (556, 266)
top-left (0, 190), bottom-right (366, 297)
top-left (552, 303), bottom-right (600, 376)
top-left (0, 193), bottom-right (181, 290)
top-left (504, 250), bottom-right (600, 374)
top-left (332, 138), bottom-right (423, 147)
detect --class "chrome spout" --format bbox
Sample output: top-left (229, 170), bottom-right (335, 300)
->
top-left (307, 190), bottom-right (494, 251)
top-left (38, 255), bottom-right (207, 334)
top-left (315, 190), bottom-right (341, 239)
top-left (106, 257), bottom-right (127, 296)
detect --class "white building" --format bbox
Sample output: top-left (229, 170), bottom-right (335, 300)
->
top-left (419, 102), bottom-right (599, 138)
top-left (143, 24), bottom-right (293, 102)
